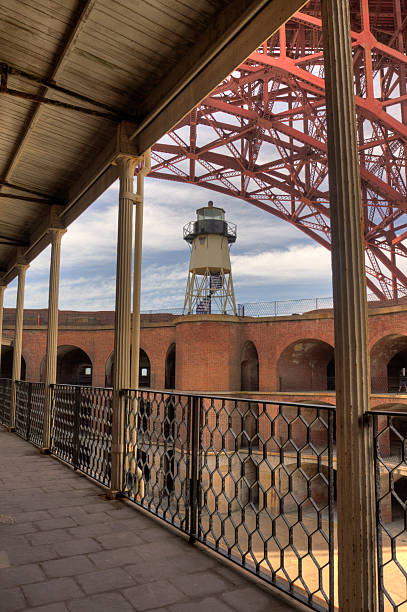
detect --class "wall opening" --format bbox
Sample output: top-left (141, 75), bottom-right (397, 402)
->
top-left (277, 339), bottom-right (335, 392)
top-left (240, 341), bottom-right (259, 392)
top-left (371, 334), bottom-right (407, 393)
top-left (105, 348), bottom-right (151, 388)
top-left (327, 359), bottom-right (335, 391)
top-left (388, 350), bottom-right (407, 393)
top-left (165, 343), bottom-right (176, 390)
top-left (57, 346), bottom-right (92, 386)
top-left (0, 346), bottom-right (26, 380)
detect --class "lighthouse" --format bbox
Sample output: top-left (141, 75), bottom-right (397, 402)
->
top-left (183, 201), bottom-right (237, 315)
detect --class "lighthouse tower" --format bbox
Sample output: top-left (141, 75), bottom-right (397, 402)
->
top-left (183, 201), bottom-right (237, 315)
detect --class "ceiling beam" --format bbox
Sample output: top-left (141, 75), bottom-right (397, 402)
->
top-left (0, 0), bottom-right (97, 184)
top-left (132, 0), bottom-right (308, 153)
top-left (0, 193), bottom-right (55, 206)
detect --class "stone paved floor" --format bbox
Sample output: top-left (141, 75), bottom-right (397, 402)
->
top-left (0, 427), bottom-right (298, 612)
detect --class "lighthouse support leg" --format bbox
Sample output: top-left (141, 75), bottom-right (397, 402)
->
top-left (321, 0), bottom-right (377, 609)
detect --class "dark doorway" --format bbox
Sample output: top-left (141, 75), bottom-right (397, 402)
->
top-left (0, 346), bottom-right (26, 380)
top-left (105, 348), bottom-right (151, 388)
top-left (57, 346), bottom-right (92, 386)
top-left (165, 344), bottom-right (176, 390)
top-left (388, 350), bottom-right (407, 393)
top-left (327, 359), bottom-right (335, 390)
top-left (240, 341), bottom-right (259, 392)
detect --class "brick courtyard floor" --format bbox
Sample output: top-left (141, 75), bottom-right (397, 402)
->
top-left (0, 426), bottom-right (298, 612)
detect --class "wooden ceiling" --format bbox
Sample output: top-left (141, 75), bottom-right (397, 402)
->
top-left (0, 0), bottom-right (306, 283)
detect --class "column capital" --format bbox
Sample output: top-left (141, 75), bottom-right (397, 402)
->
top-left (15, 262), bottom-right (29, 274)
top-left (116, 154), bottom-right (140, 175)
top-left (48, 227), bottom-right (67, 244)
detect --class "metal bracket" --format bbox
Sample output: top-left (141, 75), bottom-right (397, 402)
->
top-left (120, 191), bottom-right (142, 203)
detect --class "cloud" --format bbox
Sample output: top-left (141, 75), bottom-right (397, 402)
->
top-left (232, 245), bottom-right (332, 286)
top-left (2, 179), bottom-right (334, 312)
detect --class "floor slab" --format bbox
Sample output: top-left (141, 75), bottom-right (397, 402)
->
top-left (0, 427), bottom-right (298, 612)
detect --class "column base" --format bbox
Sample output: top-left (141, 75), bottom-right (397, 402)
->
top-left (106, 489), bottom-right (122, 500)
top-left (7, 426), bottom-right (15, 432)
top-left (40, 447), bottom-right (50, 455)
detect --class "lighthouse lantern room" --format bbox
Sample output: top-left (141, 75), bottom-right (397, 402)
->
top-left (183, 201), bottom-right (237, 315)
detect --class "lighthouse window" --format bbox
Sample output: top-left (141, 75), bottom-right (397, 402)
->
top-left (197, 207), bottom-right (224, 221)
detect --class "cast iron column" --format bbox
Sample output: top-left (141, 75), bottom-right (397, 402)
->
top-left (10, 264), bottom-right (28, 429)
top-left (110, 154), bottom-right (137, 494)
top-left (42, 228), bottom-right (66, 451)
top-left (0, 285), bottom-right (7, 375)
top-left (321, 1), bottom-right (377, 610)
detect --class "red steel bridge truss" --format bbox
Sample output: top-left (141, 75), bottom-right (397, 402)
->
top-left (150, 0), bottom-right (407, 300)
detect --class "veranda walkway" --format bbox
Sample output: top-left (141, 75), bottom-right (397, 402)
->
top-left (0, 426), bottom-right (297, 612)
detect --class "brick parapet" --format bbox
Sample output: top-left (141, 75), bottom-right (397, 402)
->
top-left (0, 306), bottom-right (404, 408)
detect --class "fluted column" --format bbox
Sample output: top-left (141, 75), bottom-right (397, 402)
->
top-left (321, 1), bottom-right (377, 610)
top-left (130, 171), bottom-right (144, 390)
top-left (0, 285), bottom-right (7, 375)
top-left (110, 155), bottom-right (138, 494)
top-left (42, 229), bottom-right (66, 451)
top-left (10, 264), bottom-right (28, 429)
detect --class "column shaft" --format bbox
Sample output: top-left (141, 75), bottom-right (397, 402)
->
top-left (110, 155), bottom-right (137, 493)
top-left (42, 229), bottom-right (65, 450)
top-left (321, 1), bottom-right (377, 610)
top-left (0, 286), bottom-right (6, 375)
top-left (10, 265), bottom-right (28, 429)
top-left (131, 172), bottom-right (144, 389)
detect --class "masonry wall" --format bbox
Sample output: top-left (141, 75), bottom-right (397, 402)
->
top-left (0, 304), bottom-right (406, 410)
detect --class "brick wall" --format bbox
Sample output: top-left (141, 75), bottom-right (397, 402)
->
top-left (0, 305), bottom-right (404, 410)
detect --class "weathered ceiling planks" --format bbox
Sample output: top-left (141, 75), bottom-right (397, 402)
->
top-left (0, 0), bottom-right (306, 284)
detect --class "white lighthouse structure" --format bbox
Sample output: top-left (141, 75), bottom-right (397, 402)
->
top-left (183, 201), bottom-right (237, 315)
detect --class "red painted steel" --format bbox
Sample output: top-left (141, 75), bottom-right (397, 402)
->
top-left (150, 0), bottom-right (407, 300)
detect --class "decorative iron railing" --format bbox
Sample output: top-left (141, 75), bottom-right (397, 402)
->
top-left (50, 384), bottom-right (112, 487)
top-left (0, 377), bottom-right (11, 426)
top-left (369, 409), bottom-right (407, 612)
top-left (122, 389), bottom-right (336, 611)
top-left (14, 381), bottom-right (46, 446)
top-left (7, 380), bottom-right (407, 610)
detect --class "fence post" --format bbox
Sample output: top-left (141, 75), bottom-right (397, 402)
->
top-left (73, 386), bottom-right (81, 471)
top-left (26, 383), bottom-right (32, 441)
top-left (189, 395), bottom-right (200, 544)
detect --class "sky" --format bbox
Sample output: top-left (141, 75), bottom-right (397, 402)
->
top-left (3, 177), bottom-right (333, 312)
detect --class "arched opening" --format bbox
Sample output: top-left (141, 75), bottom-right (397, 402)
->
top-left (105, 352), bottom-right (114, 387)
top-left (165, 343), bottom-right (176, 390)
top-left (277, 339), bottom-right (335, 391)
top-left (388, 351), bottom-right (407, 393)
top-left (371, 335), bottom-right (407, 393)
top-left (0, 346), bottom-right (26, 380)
top-left (57, 346), bottom-right (92, 386)
top-left (139, 349), bottom-right (151, 388)
top-left (240, 341), bottom-right (259, 392)
top-left (104, 348), bottom-right (151, 388)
